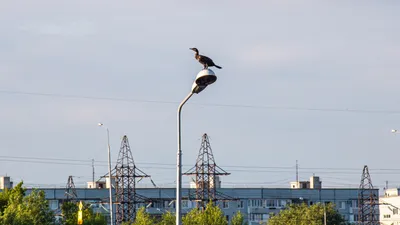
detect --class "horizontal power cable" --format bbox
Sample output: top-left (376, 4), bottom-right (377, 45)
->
top-left (2, 155), bottom-right (400, 174)
top-left (1, 89), bottom-right (400, 114)
top-left (0, 155), bottom-right (94, 163)
top-left (2, 158), bottom-right (400, 177)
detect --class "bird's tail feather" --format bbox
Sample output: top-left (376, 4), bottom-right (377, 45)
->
top-left (215, 65), bottom-right (222, 69)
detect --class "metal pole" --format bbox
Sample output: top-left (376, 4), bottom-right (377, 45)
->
top-left (92, 159), bottom-right (95, 186)
top-left (324, 203), bottom-right (327, 225)
top-left (107, 128), bottom-right (114, 225)
top-left (176, 92), bottom-right (193, 225)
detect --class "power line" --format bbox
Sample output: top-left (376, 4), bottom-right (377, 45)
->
top-left (1, 89), bottom-right (400, 114)
top-left (2, 157), bottom-right (400, 177)
top-left (2, 155), bottom-right (400, 174)
top-left (0, 155), bottom-right (95, 163)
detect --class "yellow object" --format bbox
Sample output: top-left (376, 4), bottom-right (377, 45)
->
top-left (78, 201), bottom-right (83, 224)
top-left (79, 201), bottom-right (83, 210)
top-left (77, 211), bottom-right (83, 224)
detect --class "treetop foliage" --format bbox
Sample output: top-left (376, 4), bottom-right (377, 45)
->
top-left (267, 203), bottom-right (347, 225)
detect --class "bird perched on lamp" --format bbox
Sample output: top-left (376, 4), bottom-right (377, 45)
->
top-left (190, 48), bottom-right (222, 69)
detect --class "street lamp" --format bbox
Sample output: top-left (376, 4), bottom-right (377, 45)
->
top-left (392, 129), bottom-right (398, 133)
top-left (98, 123), bottom-right (114, 225)
top-left (176, 69), bottom-right (217, 225)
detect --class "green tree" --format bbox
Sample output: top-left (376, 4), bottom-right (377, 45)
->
top-left (182, 207), bottom-right (201, 225)
top-left (231, 211), bottom-right (244, 225)
top-left (267, 203), bottom-right (346, 225)
top-left (181, 202), bottom-right (227, 225)
top-left (0, 181), bottom-right (25, 216)
top-left (0, 182), bottom-right (55, 225)
top-left (61, 201), bottom-right (106, 225)
top-left (0, 186), bottom-right (12, 215)
top-left (61, 201), bottom-right (78, 225)
top-left (91, 213), bottom-right (107, 225)
top-left (158, 211), bottom-right (175, 225)
top-left (133, 207), bottom-right (156, 225)
top-left (119, 207), bottom-right (156, 225)
top-left (200, 202), bottom-right (227, 225)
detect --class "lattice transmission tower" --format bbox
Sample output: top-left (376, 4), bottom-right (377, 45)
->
top-left (184, 133), bottom-right (235, 209)
top-left (65, 175), bottom-right (77, 201)
top-left (358, 165), bottom-right (378, 225)
top-left (114, 135), bottom-right (150, 225)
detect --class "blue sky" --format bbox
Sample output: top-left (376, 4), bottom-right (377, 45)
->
top-left (0, 1), bottom-right (400, 191)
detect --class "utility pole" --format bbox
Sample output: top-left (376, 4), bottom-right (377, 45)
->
top-left (296, 159), bottom-right (299, 186)
top-left (92, 159), bottom-right (95, 186)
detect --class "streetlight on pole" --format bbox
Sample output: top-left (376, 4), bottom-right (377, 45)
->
top-left (176, 69), bottom-right (217, 225)
top-left (98, 123), bottom-right (114, 225)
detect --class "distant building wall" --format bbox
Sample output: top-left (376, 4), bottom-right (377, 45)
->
top-left (310, 176), bottom-right (322, 189)
top-left (87, 181), bottom-right (106, 189)
top-left (189, 176), bottom-right (221, 189)
top-left (380, 188), bottom-right (400, 225)
top-left (0, 176), bottom-right (13, 189)
top-left (290, 176), bottom-right (321, 189)
top-left (25, 187), bottom-right (378, 225)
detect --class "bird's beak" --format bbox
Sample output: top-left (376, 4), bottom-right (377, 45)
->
top-left (189, 48), bottom-right (194, 51)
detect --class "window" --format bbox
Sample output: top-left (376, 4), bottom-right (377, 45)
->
top-left (340, 201), bottom-right (346, 209)
top-left (248, 199), bottom-right (263, 208)
top-left (394, 208), bottom-right (399, 215)
top-left (278, 200), bottom-right (287, 208)
top-left (384, 214), bottom-right (391, 218)
top-left (48, 200), bottom-right (59, 210)
top-left (151, 201), bottom-right (163, 208)
top-left (237, 200), bottom-right (244, 209)
top-left (164, 200), bottom-right (173, 208)
top-left (182, 200), bottom-right (189, 208)
top-left (250, 213), bottom-right (269, 222)
top-left (266, 199), bottom-right (277, 207)
top-left (222, 201), bottom-right (229, 209)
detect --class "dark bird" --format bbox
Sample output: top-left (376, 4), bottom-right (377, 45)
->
top-left (190, 48), bottom-right (222, 69)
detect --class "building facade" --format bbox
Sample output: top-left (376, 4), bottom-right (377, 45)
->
top-left (380, 188), bottom-right (400, 225)
top-left (25, 186), bottom-right (377, 225)
top-left (0, 176), bottom-right (13, 190)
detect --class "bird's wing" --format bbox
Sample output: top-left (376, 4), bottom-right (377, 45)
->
top-left (199, 55), bottom-right (214, 64)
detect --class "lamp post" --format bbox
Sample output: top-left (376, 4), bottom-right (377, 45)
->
top-left (98, 123), bottom-right (114, 225)
top-left (176, 69), bottom-right (217, 225)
